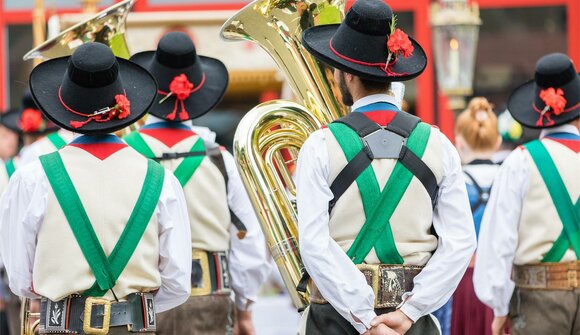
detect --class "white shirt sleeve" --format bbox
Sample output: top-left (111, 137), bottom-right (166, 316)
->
top-left (222, 150), bottom-right (270, 311)
top-left (398, 133), bottom-right (477, 322)
top-left (296, 130), bottom-right (376, 334)
top-left (0, 162), bottom-right (46, 299)
top-left (154, 171), bottom-right (192, 313)
top-left (473, 149), bottom-right (528, 317)
top-left (0, 162), bottom-right (193, 313)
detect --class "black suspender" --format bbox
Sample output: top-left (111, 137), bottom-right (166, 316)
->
top-left (328, 112), bottom-right (439, 212)
top-left (463, 170), bottom-right (491, 213)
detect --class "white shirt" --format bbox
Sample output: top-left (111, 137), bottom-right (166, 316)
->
top-left (0, 136), bottom-right (193, 313)
top-left (145, 116), bottom-right (271, 311)
top-left (473, 124), bottom-right (580, 317)
top-left (19, 129), bottom-right (74, 167)
top-left (296, 97), bottom-right (476, 333)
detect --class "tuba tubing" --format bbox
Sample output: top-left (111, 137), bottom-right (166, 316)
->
top-left (222, 0), bottom-right (348, 309)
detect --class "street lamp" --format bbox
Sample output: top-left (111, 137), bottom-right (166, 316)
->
top-left (431, 0), bottom-right (482, 111)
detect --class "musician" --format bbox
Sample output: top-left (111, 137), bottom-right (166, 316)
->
top-left (0, 42), bottom-right (192, 334)
top-left (296, 1), bottom-right (476, 334)
top-left (0, 91), bottom-right (69, 178)
top-left (125, 32), bottom-right (269, 335)
top-left (474, 53), bottom-right (580, 335)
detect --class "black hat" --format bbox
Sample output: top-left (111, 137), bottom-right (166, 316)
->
top-left (29, 42), bottom-right (158, 135)
top-left (507, 53), bottom-right (579, 129)
top-left (0, 90), bottom-right (59, 135)
top-left (130, 31), bottom-right (229, 121)
top-left (302, 0), bottom-right (427, 82)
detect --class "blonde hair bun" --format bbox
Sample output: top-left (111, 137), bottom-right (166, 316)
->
top-left (455, 97), bottom-right (499, 151)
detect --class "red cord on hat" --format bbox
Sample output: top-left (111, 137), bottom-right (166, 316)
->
top-left (157, 73), bottom-right (206, 121)
top-left (58, 87), bottom-right (131, 129)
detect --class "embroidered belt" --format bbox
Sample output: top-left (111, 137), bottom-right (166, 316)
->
top-left (191, 249), bottom-right (232, 296)
top-left (39, 292), bottom-right (156, 334)
top-left (513, 261), bottom-right (580, 290)
top-left (310, 264), bottom-right (423, 308)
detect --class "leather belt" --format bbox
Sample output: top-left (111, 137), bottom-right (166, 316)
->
top-left (39, 293), bottom-right (156, 334)
top-left (310, 264), bottom-right (423, 309)
top-left (191, 249), bottom-right (232, 296)
top-left (513, 261), bottom-right (580, 290)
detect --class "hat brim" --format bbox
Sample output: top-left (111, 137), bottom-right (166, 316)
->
top-left (507, 73), bottom-right (580, 129)
top-left (29, 56), bottom-right (157, 135)
top-left (0, 108), bottom-right (59, 135)
top-left (130, 51), bottom-right (229, 121)
top-left (302, 24), bottom-right (427, 82)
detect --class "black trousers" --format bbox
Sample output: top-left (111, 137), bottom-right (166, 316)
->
top-left (306, 303), bottom-right (440, 335)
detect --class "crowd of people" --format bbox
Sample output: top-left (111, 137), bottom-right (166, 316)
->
top-left (0, 0), bottom-right (578, 335)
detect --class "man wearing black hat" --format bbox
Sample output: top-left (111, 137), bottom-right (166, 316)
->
top-left (0, 42), bottom-right (192, 334)
top-left (0, 91), bottom-right (70, 179)
top-left (124, 32), bottom-right (269, 335)
top-left (474, 53), bottom-right (580, 335)
top-left (296, 0), bottom-right (476, 334)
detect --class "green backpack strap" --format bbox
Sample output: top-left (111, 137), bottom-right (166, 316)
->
top-left (5, 159), bottom-right (15, 178)
top-left (524, 140), bottom-right (580, 262)
top-left (327, 122), bottom-right (432, 264)
top-left (123, 131), bottom-right (156, 158)
top-left (40, 152), bottom-right (165, 296)
top-left (46, 132), bottom-right (67, 150)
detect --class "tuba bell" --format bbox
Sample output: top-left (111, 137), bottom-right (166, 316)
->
top-left (20, 2), bottom-right (136, 334)
top-left (221, 0), bottom-right (347, 309)
top-left (23, 0), bottom-right (135, 61)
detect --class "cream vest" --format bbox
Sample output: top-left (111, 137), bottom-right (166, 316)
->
top-left (33, 146), bottom-right (161, 301)
top-left (136, 132), bottom-right (231, 251)
top-left (323, 124), bottom-right (445, 265)
top-left (515, 138), bottom-right (580, 265)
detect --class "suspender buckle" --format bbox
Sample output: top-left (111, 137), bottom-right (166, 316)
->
top-left (362, 129), bottom-right (404, 159)
top-left (83, 297), bottom-right (111, 335)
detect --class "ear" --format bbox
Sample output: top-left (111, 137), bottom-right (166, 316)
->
top-left (494, 135), bottom-right (503, 151)
top-left (344, 72), bottom-right (355, 83)
top-left (454, 134), bottom-right (464, 152)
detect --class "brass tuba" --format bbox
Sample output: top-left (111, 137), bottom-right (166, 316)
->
top-left (221, 0), bottom-right (348, 309)
top-left (20, 2), bottom-right (136, 334)
top-left (23, 0), bottom-right (134, 61)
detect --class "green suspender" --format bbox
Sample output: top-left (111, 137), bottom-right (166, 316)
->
top-left (124, 131), bottom-right (205, 187)
top-left (524, 140), bottom-right (580, 262)
top-left (5, 159), bottom-right (15, 178)
top-left (46, 132), bottom-right (67, 150)
top-left (39, 152), bottom-right (165, 297)
top-left (327, 122), bottom-right (432, 264)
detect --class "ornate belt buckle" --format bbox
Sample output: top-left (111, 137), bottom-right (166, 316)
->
top-left (357, 264), bottom-right (380, 307)
top-left (191, 249), bottom-right (212, 296)
top-left (83, 297), bottom-right (111, 335)
top-left (377, 265), bottom-right (405, 308)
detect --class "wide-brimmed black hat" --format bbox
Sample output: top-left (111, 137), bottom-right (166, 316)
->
top-left (302, 0), bottom-right (427, 82)
top-left (130, 31), bottom-right (229, 121)
top-left (29, 42), bottom-right (157, 135)
top-left (508, 53), bottom-right (579, 129)
top-left (1, 90), bottom-right (59, 135)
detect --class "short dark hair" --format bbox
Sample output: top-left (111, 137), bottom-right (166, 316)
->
top-left (359, 78), bottom-right (391, 92)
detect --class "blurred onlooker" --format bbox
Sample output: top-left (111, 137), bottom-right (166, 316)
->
top-left (493, 109), bottom-right (523, 163)
top-left (451, 97), bottom-right (500, 335)
top-left (0, 109), bottom-right (20, 162)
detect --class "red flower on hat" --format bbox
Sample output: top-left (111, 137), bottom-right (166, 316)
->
top-left (387, 28), bottom-right (414, 59)
top-left (114, 94), bottom-right (131, 119)
top-left (20, 108), bottom-right (44, 132)
top-left (539, 88), bottom-right (567, 115)
top-left (169, 74), bottom-right (194, 101)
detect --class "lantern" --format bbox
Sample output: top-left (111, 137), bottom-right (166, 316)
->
top-left (431, 0), bottom-right (482, 111)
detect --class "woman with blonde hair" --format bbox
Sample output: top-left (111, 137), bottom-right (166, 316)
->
top-left (451, 97), bottom-right (502, 335)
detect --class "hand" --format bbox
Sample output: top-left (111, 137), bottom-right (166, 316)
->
top-left (369, 324), bottom-right (400, 335)
top-left (233, 309), bottom-right (255, 335)
top-left (491, 316), bottom-right (510, 335)
top-left (370, 310), bottom-right (413, 335)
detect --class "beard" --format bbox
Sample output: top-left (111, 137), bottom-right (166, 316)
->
top-left (338, 72), bottom-right (354, 106)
